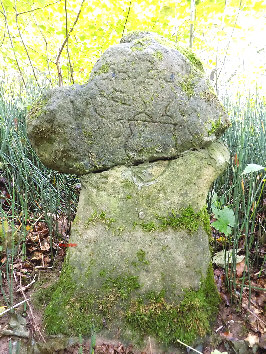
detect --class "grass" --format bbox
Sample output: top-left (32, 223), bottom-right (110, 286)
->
top-left (0, 78), bottom-right (80, 309)
top-left (209, 92), bottom-right (265, 302)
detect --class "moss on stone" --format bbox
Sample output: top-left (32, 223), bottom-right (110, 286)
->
top-left (153, 50), bottom-right (163, 61)
top-left (72, 161), bottom-right (87, 174)
top-left (127, 264), bottom-right (219, 345)
top-left (42, 261), bottom-right (219, 346)
top-left (180, 74), bottom-right (195, 97)
top-left (131, 37), bottom-right (152, 51)
top-left (131, 249), bottom-right (149, 267)
top-left (86, 211), bottom-right (115, 228)
top-left (177, 46), bottom-right (204, 73)
top-left (140, 206), bottom-right (209, 234)
top-left (94, 63), bottom-right (110, 75)
top-left (208, 117), bottom-right (224, 136)
top-left (27, 96), bottom-right (48, 121)
top-left (82, 130), bottom-right (93, 143)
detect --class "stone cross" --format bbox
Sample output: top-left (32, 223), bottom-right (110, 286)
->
top-left (27, 32), bottom-right (230, 352)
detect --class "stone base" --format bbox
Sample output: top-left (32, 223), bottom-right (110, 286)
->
top-left (42, 142), bottom-right (229, 347)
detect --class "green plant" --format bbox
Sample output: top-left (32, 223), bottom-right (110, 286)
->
top-left (209, 93), bottom-right (266, 301)
top-left (0, 78), bottom-right (80, 310)
top-left (211, 193), bottom-right (235, 236)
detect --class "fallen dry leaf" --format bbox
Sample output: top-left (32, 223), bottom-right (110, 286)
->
top-left (245, 332), bottom-right (260, 347)
top-left (40, 239), bottom-right (50, 251)
top-left (236, 258), bottom-right (246, 277)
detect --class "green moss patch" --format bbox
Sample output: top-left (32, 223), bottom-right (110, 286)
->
top-left (177, 46), bottom-right (204, 73)
top-left (93, 63), bottom-right (110, 75)
top-left (86, 211), bottom-right (115, 228)
top-left (180, 74), bottom-right (195, 98)
top-left (41, 261), bottom-right (219, 346)
top-left (208, 117), bottom-right (225, 136)
top-left (140, 206), bottom-right (210, 234)
top-left (153, 50), bottom-right (163, 61)
top-left (131, 37), bottom-right (152, 51)
top-left (27, 96), bottom-right (48, 121)
top-left (126, 265), bottom-right (220, 345)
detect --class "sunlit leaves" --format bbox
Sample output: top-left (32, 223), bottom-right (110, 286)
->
top-left (0, 0), bottom-right (265, 88)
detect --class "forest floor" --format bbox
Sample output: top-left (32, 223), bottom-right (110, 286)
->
top-left (0, 179), bottom-right (265, 353)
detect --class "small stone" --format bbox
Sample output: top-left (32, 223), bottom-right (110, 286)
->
top-left (138, 211), bottom-right (145, 219)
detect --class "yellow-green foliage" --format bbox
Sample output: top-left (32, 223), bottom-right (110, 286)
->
top-left (0, 0), bottom-right (264, 90)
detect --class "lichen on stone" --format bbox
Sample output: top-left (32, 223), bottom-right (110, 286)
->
top-left (27, 96), bottom-right (48, 121)
top-left (153, 50), bottom-right (163, 61)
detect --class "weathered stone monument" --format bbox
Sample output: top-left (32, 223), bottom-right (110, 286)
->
top-left (27, 32), bottom-right (230, 351)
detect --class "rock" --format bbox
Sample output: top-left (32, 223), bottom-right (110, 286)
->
top-left (1, 314), bottom-right (30, 339)
top-left (43, 142), bottom-right (229, 348)
top-left (213, 249), bottom-right (245, 268)
top-left (27, 31), bottom-right (230, 350)
top-left (27, 32), bottom-right (229, 175)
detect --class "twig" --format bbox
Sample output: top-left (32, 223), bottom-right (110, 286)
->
top-left (14, 0), bottom-right (40, 88)
top-left (16, 0), bottom-right (62, 17)
top-left (16, 275), bottom-right (36, 293)
top-left (176, 339), bottom-right (202, 354)
top-left (215, 325), bottom-right (224, 333)
top-left (13, 273), bottom-right (46, 342)
top-left (64, 0), bottom-right (74, 84)
top-left (0, 1), bottom-right (26, 88)
top-left (148, 336), bottom-right (153, 354)
top-left (245, 307), bottom-right (266, 326)
top-left (56, 0), bottom-right (86, 86)
top-left (0, 298), bottom-right (29, 317)
top-left (122, 1), bottom-right (132, 38)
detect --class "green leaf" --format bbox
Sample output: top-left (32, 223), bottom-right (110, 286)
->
top-left (0, 219), bottom-right (9, 239)
top-left (212, 219), bottom-right (232, 236)
top-left (212, 206), bottom-right (235, 236)
top-left (242, 164), bottom-right (265, 175)
top-left (211, 350), bottom-right (228, 354)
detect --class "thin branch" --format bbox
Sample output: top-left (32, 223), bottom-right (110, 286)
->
top-left (64, 0), bottom-right (74, 84)
top-left (0, 28), bottom-right (6, 47)
top-left (189, 0), bottom-right (196, 48)
top-left (56, 0), bottom-right (86, 86)
top-left (0, 1), bottom-right (26, 88)
top-left (122, 1), bottom-right (132, 38)
top-left (176, 339), bottom-right (202, 354)
top-left (15, 0), bottom-right (40, 87)
top-left (0, 299), bottom-right (29, 317)
top-left (16, 0), bottom-right (62, 17)
top-left (32, 14), bottom-right (52, 82)
top-left (217, 0), bottom-right (243, 81)
top-left (13, 272), bottom-right (46, 342)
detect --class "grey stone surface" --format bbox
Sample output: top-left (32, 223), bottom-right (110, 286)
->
top-left (67, 142), bottom-right (229, 297)
top-left (27, 32), bottom-right (231, 347)
top-left (27, 31), bottom-right (229, 175)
